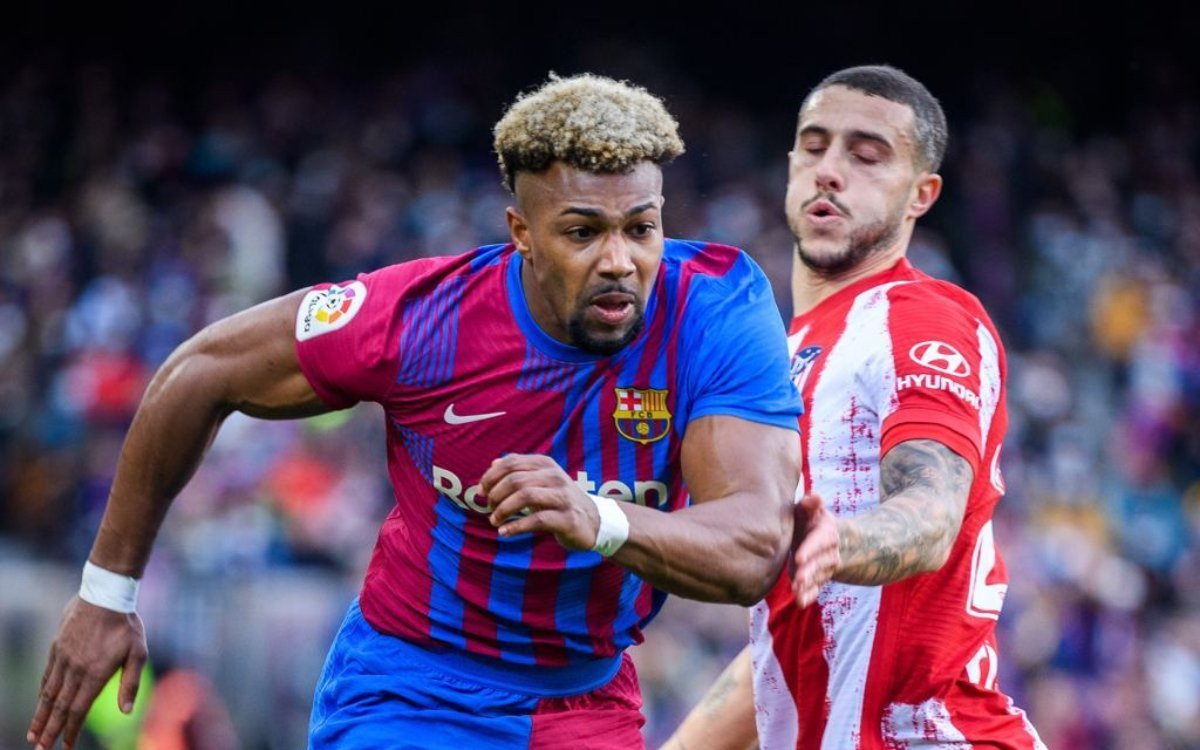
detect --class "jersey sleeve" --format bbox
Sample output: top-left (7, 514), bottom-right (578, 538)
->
top-left (681, 251), bottom-right (803, 430)
top-left (878, 283), bottom-right (1003, 471)
top-left (293, 266), bottom-right (405, 409)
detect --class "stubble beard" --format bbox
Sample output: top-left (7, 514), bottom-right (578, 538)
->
top-left (568, 301), bottom-right (646, 356)
top-left (790, 207), bottom-right (905, 279)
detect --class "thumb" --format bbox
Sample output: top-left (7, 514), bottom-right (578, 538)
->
top-left (118, 648), bottom-right (146, 713)
top-left (797, 493), bottom-right (824, 515)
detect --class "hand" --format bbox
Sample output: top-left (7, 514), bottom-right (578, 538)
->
top-left (790, 494), bottom-right (840, 607)
top-left (479, 454), bottom-right (601, 550)
top-left (28, 596), bottom-right (148, 750)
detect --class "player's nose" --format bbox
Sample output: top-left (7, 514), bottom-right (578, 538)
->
top-left (813, 149), bottom-right (845, 193)
top-left (596, 232), bottom-right (636, 278)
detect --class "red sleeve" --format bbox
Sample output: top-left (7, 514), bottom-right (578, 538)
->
top-left (293, 266), bottom-right (406, 409)
top-left (879, 283), bottom-right (1002, 473)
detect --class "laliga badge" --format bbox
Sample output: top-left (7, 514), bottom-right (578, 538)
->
top-left (296, 282), bottom-right (368, 341)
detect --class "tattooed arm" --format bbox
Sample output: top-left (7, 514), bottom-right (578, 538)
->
top-left (794, 439), bottom-right (973, 596)
top-left (672, 441), bottom-right (973, 750)
top-left (825, 439), bottom-right (974, 587)
top-left (660, 646), bottom-right (758, 750)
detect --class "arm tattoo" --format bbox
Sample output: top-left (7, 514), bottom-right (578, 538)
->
top-left (835, 439), bottom-right (973, 585)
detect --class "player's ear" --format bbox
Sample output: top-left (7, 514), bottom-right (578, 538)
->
top-left (908, 172), bottom-right (942, 220)
top-left (506, 206), bottom-right (533, 259)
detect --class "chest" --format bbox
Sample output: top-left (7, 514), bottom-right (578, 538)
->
top-left (386, 321), bottom-right (685, 511)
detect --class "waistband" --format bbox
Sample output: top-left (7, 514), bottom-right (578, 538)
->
top-left (348, 599), bottom-right (624, 697)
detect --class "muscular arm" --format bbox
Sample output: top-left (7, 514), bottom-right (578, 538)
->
top-left (30, 290), bottom-right (328, 750)
top-left (92, 289), bottom-right (329, 576)
top-left (614, 415), bottom-right (798, 605)
top-left (833, 438), bottom-right (973, 585)
top-left (668, 440), bottom-right (974, 750)
top-left (484, 415), bottom-right (799, 606)
top-left (668, 440), bottom-right (973, 750)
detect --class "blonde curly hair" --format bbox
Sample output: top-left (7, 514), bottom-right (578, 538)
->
top-left (493, 73), bottom-right (685, 192)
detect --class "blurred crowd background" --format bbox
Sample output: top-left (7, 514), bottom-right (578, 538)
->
top-left (1, 5), bottom-right (1198, 748)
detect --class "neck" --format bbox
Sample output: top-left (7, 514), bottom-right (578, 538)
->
top-left (790, 241), bottom-right (907, 317)
top-left (519, 253), bottom-right (570, 343)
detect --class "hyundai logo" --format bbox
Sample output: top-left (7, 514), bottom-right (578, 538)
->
top-left (909, 341), bottom-right (970, 377)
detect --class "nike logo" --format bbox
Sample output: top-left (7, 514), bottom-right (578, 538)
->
top-left (443, 404), bottom-right (506, 425)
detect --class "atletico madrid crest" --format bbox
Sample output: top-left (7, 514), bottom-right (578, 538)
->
top-left (613, 387), bottom-right (672, 444)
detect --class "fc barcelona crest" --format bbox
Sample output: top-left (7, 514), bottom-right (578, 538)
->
top-left (613, 387), bottom-right (671, 445)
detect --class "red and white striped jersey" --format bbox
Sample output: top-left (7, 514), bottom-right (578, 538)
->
top-left (751, 259), bottom-right (1045, 749)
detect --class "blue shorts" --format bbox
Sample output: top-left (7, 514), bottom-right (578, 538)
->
top-left (309, 600), bottom-right (645, 749)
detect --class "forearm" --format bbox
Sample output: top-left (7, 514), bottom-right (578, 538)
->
top-left (89, 344), bottom-right (232, 576)
top-left (609, 416), bottom-right (799, 605)
top-left (832, 493), bottom-right (956, 585)
top-left (664, 646), bottom-right (758, 750)
top-left (483, 417), bottom-right (799, 603)
top-left (613, 495), bottom-right (790, 606)
top-left (89, 292), bottom-right (325, 576)
top-left (833, 439), bottom-right (972, 586)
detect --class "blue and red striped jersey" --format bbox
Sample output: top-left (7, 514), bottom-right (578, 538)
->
top-left (295, 240), bottom-right (800, 669)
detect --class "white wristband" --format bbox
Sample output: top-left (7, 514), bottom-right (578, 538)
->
top-left (588, 494), bottom-right (630, 557)
top-left (79, 561), bottom-right (140, 614)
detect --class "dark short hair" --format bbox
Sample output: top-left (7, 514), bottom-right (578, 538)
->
top-left (801, 65), bottom-right (948, 172)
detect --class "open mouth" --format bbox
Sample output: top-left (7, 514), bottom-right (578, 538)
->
top-left (807, 199), bottom-right (843, 220)
top-left (805, 199), bottom-right (846, 230)
top-left (588, 292), bottom-right (636, 326)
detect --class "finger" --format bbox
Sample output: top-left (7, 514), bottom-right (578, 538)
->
top-left (797, 493), bottom-right (824, 513)
top-left (793, 536), bottom-right (824, 571)
top-left (118, 646), bottom-right (147, 713)
top-left (483, 462), bottom-right (566, 504)
top-left (793, 555), bottom-right (834, 605)
top-left (794, 582), bottom-right (808, 606)
top-left (62, 671), bottom-right (109, 750)
top-left (28, 653), bottom-right (65, 742)
top-left (797, 583), bottom-right (820, 608)
top-left (793, 552), bottom-right (833, 593)
top-left (798, 545), bottom-right (839, 577)
top-left (36, 666), bottom-right (82, 750)
top-left (482, 470), bottom-right (544, 510)
top-left (38, 643), bottom-right (57, 693)
top-left (480, 454), bottom-right (555, 492)
top-left (496, 509), bottom-right (557, 538)
top-left (489, 489), bottom-right (549, 526)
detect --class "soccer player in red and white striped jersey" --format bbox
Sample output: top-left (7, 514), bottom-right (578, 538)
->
top-left (667, 65), bottom-right (1045, 750)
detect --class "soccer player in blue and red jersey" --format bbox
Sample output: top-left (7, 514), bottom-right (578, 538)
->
top-left (30, 74), bottom-right (822, 750)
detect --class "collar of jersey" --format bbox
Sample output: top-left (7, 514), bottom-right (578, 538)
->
top-left (793, 257), bottom-right (918, 325)
top-left (506, 250), bottom-right (657, 364)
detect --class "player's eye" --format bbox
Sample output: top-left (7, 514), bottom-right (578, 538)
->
top-left (566, 226), bottom-right (597, 240)
top-left (799, 139), bottom-right (827, 156)
top-left (628, 222), bottom-right (656, 237)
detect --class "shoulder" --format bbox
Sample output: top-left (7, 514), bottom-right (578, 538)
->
top-left (881, 277), bottom-right (995, 330)
top-left (662, 239), bottom-right (770, 299)
top-left (356, 243), bottom-right (513, 298)
top-left (876, 278), bottom-right (1006, 375)
top-left (662, 238), bottom-right (745, 275)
